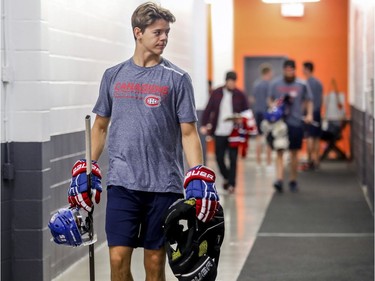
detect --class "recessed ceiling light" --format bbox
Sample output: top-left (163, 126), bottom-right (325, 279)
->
top-left (263, 0), bottom-right (320, 3)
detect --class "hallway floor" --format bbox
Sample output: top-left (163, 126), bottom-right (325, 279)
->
top-left (53, 146), bottom-right (374, 281)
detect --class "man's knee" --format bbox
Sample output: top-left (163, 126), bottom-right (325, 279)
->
top-left (109, 246), bottom-right (132, 273)
top-left (144, 248), bottom-right (166, 279)
top-left (145, 248), bottom-right (165, 267)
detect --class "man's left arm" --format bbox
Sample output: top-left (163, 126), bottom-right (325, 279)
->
top-left (181, 122), bottom-right (203, 167)
top-left (304, 84), bottom-right (314, 123)
top-left (304, 100), bottom-right (314, 123)
top-left (181, 122), bottom-right (219, 222)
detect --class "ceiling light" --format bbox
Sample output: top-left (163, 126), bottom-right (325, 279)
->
top-left (281, 3), bottom-right (304, 17)
top-left (263, 0), bottom-right (319, 3)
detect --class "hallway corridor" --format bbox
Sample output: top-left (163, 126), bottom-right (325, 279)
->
top-left (53, 147), bottom-right (374, 281)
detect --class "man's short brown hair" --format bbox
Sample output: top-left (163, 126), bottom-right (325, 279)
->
top-left (131, 2), bottom-right (176, 37)
top-left (259, 63), bottom-right (272, 75)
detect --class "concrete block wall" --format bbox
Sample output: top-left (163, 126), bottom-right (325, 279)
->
top-left (1, 0), bottom-right (208, 280)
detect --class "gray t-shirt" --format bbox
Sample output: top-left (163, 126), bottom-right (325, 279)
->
top-left (93, 58), bottom-right (198, 194)
top-left (268, 77), bottom-right (312, 127)
top-left (252, 79), bottom-right (270, 113)
top-left (307, 76), bottom-right (323, 112)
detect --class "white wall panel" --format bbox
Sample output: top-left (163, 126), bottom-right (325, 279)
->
top-left (48, 83), bottom-right (99, 108)
top-left (191, 0), bottom-right (209, 110)
top-left (10, 82), bottom-right (49, 111)
top-left (211, 0), bottom-right (234, 88)
top-left (48, 56), bottom-right (106, 82)
top-left (48, 30), bottom-right (129, 62)
top-left (11, 21), bottom-right (47, 50)
top-left (349, 0), bottom-right (375, 114)
top-left (162, 0), bottom-right (194, 74)
top-left (49, 106), bottom-right (94, 136)
top-left (12, 51), bottom-right (49, 81)
top-left (161, 0), bottom-right (208, 110)
top-left (10, 0), bottom-right (42, 20)
top-left (10, 111), bottom-right (50, 141)
top-left (2, 0), bottom-right (207, 142)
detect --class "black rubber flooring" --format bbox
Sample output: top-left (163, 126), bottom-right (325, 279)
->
top-left (237, 162), bottom-right (374, 281)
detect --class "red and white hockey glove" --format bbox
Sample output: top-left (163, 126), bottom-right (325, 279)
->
top-left (68, 159), bottom-right (102, 212)
top-left (184, 165), bottom-right (219, 222)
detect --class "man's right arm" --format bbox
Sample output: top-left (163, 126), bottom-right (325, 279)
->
top-left (91, 114), bottom-right (110, 161)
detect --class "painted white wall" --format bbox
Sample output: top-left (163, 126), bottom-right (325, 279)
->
top-left (161, 0), bottom-right (209, 110)
top-left (1, 0), bottom-right (207, 142)
top-left (210, 0), bottom-right (234, 88)
top-left (348, 0), bottom-right (375, 116)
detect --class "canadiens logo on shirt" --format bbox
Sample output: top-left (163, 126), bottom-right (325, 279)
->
top-left (144, 95), bottom-right (161, 107)
top-left (114, 82), bottom-right (168, 108)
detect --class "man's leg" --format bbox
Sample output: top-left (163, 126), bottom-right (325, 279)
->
top-left (306, 136), bottom-right (313, 165)
top-left (109, 246), bottom-right (134, 281)
top-left (273, 149), bottom-right (284, 192)
top-left (144, 248), bottom-right (166, 281)
top-left (143, 192), bottom-right (181, 281)
top-left (214, 136), bottom-right (229, 187)
top-left (313, 137), bottom-right (321, 168)
top-left (276, 150), bottom-right (284, 180)
top-left (289, 149), bottom-right (299, 182)
top-left (255, 112), bottom-right (264, 166)
top-left (287, 125), bottom-right (304, 191)
top-left (255, 135), bottom-right (263, 166)
top-left (228, 146), bottom-right (239, 190)
top-left (266, 144), bottom-right (272, 166)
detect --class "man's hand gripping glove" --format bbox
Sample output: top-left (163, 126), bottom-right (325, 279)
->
top-left (68, 159), bottom-right (102, 212)
top-left (184, 165), bottom-right (220, 222)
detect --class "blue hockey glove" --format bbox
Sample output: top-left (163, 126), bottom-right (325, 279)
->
top-left (183, 165), bottom-right (219, 222)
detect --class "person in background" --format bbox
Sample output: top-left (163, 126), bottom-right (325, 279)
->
top-left (66, 3), bottom-right (219, 281)
top-left (200, 71), bottom-right (249, 194)
top-left (303, 61), bottom-right (323, 170)
top-left (268, 59), bottom-right (313, 192)
top-left (324, 78), bottom-right (346, 131)
top-left (251, 63), bottom-right (273, 170)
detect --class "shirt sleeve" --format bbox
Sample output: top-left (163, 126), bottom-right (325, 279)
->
top-left (176, 73), bottom-right (198, 123)
top-left (304, 82), bottom-right (313, 101)
top-left (268, 82), bottom-right (276, 100)
top-left (93, 70), bottom-right (112, 117)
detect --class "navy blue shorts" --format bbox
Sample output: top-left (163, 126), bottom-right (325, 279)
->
top-left (255, 112), bottom-right (265, 135)
top-left (288, 125), bottom-right (304, 150)
top-left (304, 111), bottom-right (322, 138)
top-left (106, 186), bottom-right (182, 249)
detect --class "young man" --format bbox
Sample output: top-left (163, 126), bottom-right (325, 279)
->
top-left (268, 60), bottom-right (313, 192)
top-left (67, 3), bottom-right (219, 281)
top-left (251, 63), bottom-right (273, 169)
top-left (200, 71), bottom-right (249, 194)
top-left (303, 61), bottom-right (323, 170)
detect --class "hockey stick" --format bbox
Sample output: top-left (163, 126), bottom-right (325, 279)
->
top-left (85, 115), bottom-right (95, 281)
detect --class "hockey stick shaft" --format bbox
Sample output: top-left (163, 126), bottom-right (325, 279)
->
top-left (85, 115), bottom-right (95, 281)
